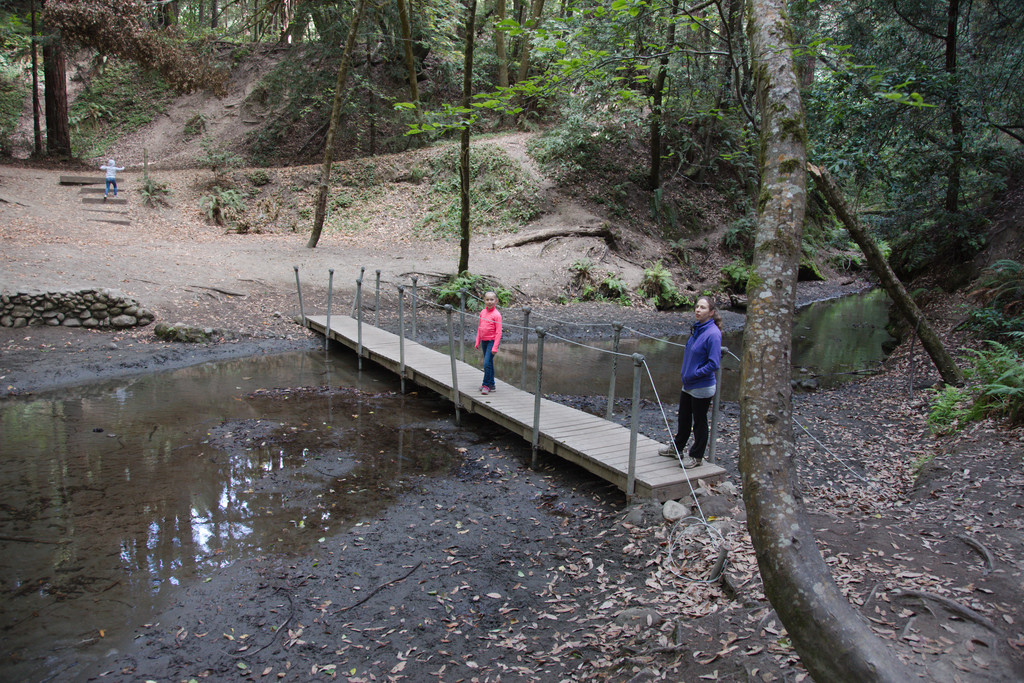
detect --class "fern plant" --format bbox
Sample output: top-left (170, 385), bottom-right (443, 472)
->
top-left (432, 273), bottom-right (512, 310)
top-left (200, 187), bottom-right (245, 226)
top-left (640, 261), bottom-right (686, 310)
top-left (926, 385), bottom-right (971, 435)
top-left (965, 341), bottom-right (1024, 425)
top-left (966, 260), bottom-right (1024, 343)
top-left (139, 174), bottom-right (171, 207)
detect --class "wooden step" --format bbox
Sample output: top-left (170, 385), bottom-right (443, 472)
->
top-left (60, 175), bottom-right (106, 185)
top-left (82, 197), bottom-right (128, 205)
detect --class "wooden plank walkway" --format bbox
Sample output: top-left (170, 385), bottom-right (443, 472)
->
top-left (305, 314), bottom-right (726, 501)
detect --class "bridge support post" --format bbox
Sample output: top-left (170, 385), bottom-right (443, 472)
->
top-left (520, 308), bottom-right (531, 389)
top-left (375, 270), bottom-right (381, 327)
top-left (352, 266), bottom-right (365, 316)
top-left (398, 285), bottom-right (406, 394)
top-left (356, 277), bottom-right (363, 370)
top-left (459, 289), bottom-right (467, 362)
top-left (531, 327), bottom-right (546, 469)
top-left (293, 265), bottom-right (305, 325)
top-left (410, 276), bottom-right (418, 340)
top-left (627, 353), bottom-right (644, 500)
top-left (708, 346), bottom-right (725, 462)
top-left (606, 322), bottom-right (623, 419)
top-left (325, 268), bottom-right (334, 351)
top-left (446, 305), bottom-right (461, 426)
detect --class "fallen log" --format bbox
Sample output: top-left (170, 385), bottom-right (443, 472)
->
top-left (493, 224), bottom-right (614, 249)
top-left (808, 163), bottom-right (964, 386)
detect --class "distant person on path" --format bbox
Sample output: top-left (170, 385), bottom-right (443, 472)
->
top-left (660, 296), bottom-right (723, 469)
top-left (474, 291), bottom-right (503, 395)
top-left (100, 159), bottom-right (124, 198)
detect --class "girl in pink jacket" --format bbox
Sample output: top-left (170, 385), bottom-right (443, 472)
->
top-left (474, 291), bottom-right (502, 394)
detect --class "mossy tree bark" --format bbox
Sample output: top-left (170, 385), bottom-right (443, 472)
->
top-left (741, 2), bottom-right (917, 681)
top-left (808, 164), bottom-right (964, 386)
top-left (458, 0), bottom-right (478, 275)
top-left (307, 0), bottom-right (367, 249)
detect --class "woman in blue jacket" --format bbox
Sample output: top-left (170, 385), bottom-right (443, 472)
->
top-left (660, 296), bottom-right (722, 469)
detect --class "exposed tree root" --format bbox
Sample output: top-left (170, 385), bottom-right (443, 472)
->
top-left (493, 224), bottom-right (614, 249)
top-left (955, 534), bottom-right (995, 573)
top-left (893, 589), bottom-right (999, 632)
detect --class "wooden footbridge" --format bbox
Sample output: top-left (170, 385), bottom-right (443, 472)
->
top-left (303, 311), bottom-right (726, 501)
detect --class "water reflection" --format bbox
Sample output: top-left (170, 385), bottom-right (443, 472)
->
top-left (442, 289), bottom-right (894, 401)
top-left (0, 351), bottom-right (454, 681)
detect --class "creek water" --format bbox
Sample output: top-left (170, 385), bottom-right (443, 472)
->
top-left (0, 353), bottom-right (459, 681)
top-left (447, 288), bottom-right (895, 401)
top-left (0, 289), bottom-right (893, 680)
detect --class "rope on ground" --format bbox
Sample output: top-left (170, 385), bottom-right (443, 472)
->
top-left (639, 358), bottom-right (730, 583)
top-left (792, 416), bottom-right (877, 488)
top-left (722, 345), bottom-right (876, 488)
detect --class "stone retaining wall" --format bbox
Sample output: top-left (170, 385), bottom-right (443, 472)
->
top-left (0, 288), bottom-right (155, 329)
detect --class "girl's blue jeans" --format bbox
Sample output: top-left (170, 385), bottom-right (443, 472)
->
top-left (105, 179), bottom-right (117, 196)
top-left (481, 340), bottom-right (496, 389)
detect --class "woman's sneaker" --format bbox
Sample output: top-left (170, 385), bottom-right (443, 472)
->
top-left (658, 444), bottom-right (677, 457)
top-left (681, 456), bottom-right (702, 469)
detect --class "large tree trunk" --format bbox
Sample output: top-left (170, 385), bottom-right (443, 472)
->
top-left (458, 0), bottom-right (478, 275)
top-left (396, 0), bottom-right (421, 119)
top-left (307, 0), bottom-right (367, 249)
top-left (31, 0), bottom-right (42, 156)
top-left (42, 33), bottom-right (70, 157)
top-left (740, 3), bottom-right (916, 682)
top-left (494, 0), bottom-right (508, 89)
top-left (516, 0), bottom-right (544, 83)
top-left (943, 0), bottom-right (962, 215)
top-left (648, 0), bottom-right (678, 191)
top-left (808, 164), bottom-right (964, 386)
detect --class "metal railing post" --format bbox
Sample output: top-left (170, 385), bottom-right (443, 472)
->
top-left (459, 289), bottom-right (467, 362)
top-left (531, 327), bottom-right (546, 469)
top-left (374, 270), bottom-right (382, 327)
top-left (606, 322), bottom-right (623, 419)
top-left (708, 346), bottom-right (725, 462)
top-left (445, 305), bottom-right (460, 426)
top-left (293, 265), bottom-right (305, 325)
top-left (520, 307), bottom-right (531, 389)
top-left (410, 276), bottom-right (418, 340)
top-left (627, 353), bottom-right (644, 500)
top-left (356, 277), bottom-right (363, 370)
top-left (398, 285), bottom-right (406, 394)
top-left (351, 266), bottom-right (365, 316)
top-left (324, 268), bottom-right (335, 351)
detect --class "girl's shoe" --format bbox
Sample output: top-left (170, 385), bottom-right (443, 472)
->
top-left (487, 385), bottom-right (496, 392)
top-left (481, 385), bottom-right (490, 394)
